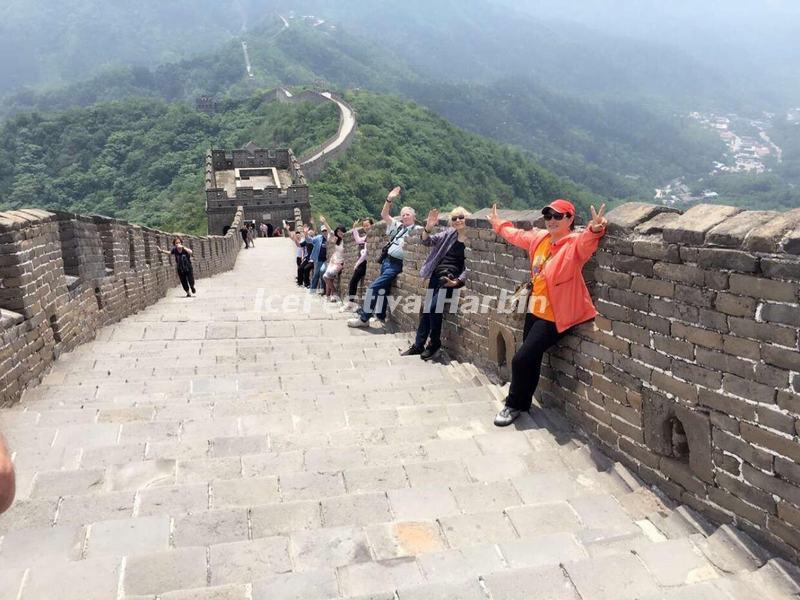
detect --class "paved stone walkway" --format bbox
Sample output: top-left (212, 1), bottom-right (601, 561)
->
top-left (1, 240), bottom-right (799, 599)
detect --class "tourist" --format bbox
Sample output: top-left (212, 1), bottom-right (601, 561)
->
top-left (240, 225), bottom-right (249, 249)
top-left (343, 217), bottom-right (374, 311)
top-left (292, 231), bottom-right (306, 286)
top-left (322, 224), bottom-right (347, 302)
top-left (348, 186), bottom-right (419, 327)
top-left (260, 222), bottom-right (268, 238)
top-left (157, 237), bottom-right (196, 298)
top-left (299, 225), bottom-right (316, 288)
top-left (307, 220), bottom-right (328, 293)
top-left (488, 200), bottom-right (607, 426)
top-left (246, 223), bottom-right (256, 248)
top-left (0, 432), bottom-right (14, 514)
top-left (401, 207), bottom-right (469, 360)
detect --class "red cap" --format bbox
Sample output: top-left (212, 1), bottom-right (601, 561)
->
top-left (542, 199), bottom-right (575, 216)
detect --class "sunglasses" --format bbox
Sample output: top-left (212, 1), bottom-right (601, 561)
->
top-left (451, 215), bottom-right (466, 222)
top-left (543, 212), bottom-right (571, 221)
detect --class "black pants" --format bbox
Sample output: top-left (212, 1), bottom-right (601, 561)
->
top-left (347, 261), bottom-right (367, 301)
top-left (301, 260), bottom-right (314, 287)
top-left (414, 275), bottom-right (455, 349)
top-left (505, 313), bottom-right (568, 411)
top-left (178, 269), bottom-right (195, 294)
top-left (296, 257), bottom-right (303, 285)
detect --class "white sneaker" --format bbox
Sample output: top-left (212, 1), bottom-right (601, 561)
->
top-left (330, 295), bottom-right (340, 303)
top-left (347, 317), bottom-right (369, 328)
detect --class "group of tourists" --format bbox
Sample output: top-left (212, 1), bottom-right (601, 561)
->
top-left (289, 185), bottom-right (608, 427)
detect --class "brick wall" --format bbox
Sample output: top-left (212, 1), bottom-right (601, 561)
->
top-left (0, 207), bottom-right (244, 408)
top-left (348, 202), bottom-right (800, 560)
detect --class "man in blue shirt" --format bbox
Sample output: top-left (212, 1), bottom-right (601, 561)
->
top-left (349, 186), bottom-right (419, 327)
top-left (305, 222), bottom-right (328, 293)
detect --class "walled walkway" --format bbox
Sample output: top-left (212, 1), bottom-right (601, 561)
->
top-left (0, 239), bottom-right (798, 599)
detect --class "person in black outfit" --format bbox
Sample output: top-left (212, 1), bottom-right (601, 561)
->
top-left (401, 207), bottom-right (469, 361)
top-left (240, 226), bottom-right (249, 249)
top-left (157, 237), bottom-right (196, 297)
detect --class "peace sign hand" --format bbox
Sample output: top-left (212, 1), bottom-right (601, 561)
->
top-left (589, 203), bottom-right (607, 232)
top-left (488, 203), bottom-right (499, 225)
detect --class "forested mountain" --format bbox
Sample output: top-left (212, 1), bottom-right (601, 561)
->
top-left (0, 91), bottom-right (597, 234)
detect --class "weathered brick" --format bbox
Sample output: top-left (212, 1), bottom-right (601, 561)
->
top-left (632, 240), bottom-right (681, 262)
top-left (698, 389), bottom-right (757, 421)
top-left (775, 458), bottom-right (800, 489)
top-left (608, 288), bottom-right (650, 312)
top-left (713, 450), bottom-right (741, 476)
top-left (743, 463), bottom-right (800, 512)
top-left (714, 293), bottom-right (757, 317)
top-left (741, 423), bottom-right (800, 462)
top-left (778, 391), bottom-right (800, 414)
top-left (661, 204), bottom-right (742, 245)
top-left (594, 299), bottom-right (631, 322)
top-left (629, 311), bottom-right (671, 335)
top-left (650, 371), bottom-right (698, 404)
top-left (696, 248), bottom-right (759, 273)
top-left (653, 262), bottom-right (705, 286)
top-left (728, 317), bottom-right (797, 347)
top-left (723, 374), bottom-right (777, 405)
top-left (761, 257), bottom-right (800, 281)
top-left (671, 322), bottom-right (723, 350)
top-left (611, 322), bottom-right (650, 346)
top-left (706, 210), bottom-right (776, 248)
top-left (652, 335), bottom-right (694, 360)
top-left (674, 285), bottom-right (715, 308)
top-left (713, 428), bottom-right (773, 471)
top-left (708, 487), bottom-right (768, 526)
top-left (694, 347), bottom-right (753, 376)
top-left (753, 363), bottom-right (790, 388)
top-left (631, 277), bottom-right (674, 298)
top-left (630, 344), bottom-right (671, 371)
top-left (762, 344), bottom-right (800, 371)
top-left (594, 269), bottom-right (632, 289)
top-left (729, 274), bottom-right (798, 302)
top-left (612, 255), bottom-right (654, 276)
top-left (745, 208), bottom-right (800, 253)
top-left (761, 302), bottom-right (800, 327)
top-left (703, 270), bottom-right (730, 290)
top-left (671, 359), bottom-right (722, 389)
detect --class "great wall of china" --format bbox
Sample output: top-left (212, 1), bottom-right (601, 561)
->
top-left (2, 92), bottom-right (800, 597)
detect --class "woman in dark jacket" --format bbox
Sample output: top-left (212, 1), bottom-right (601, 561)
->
top-left (157, 237), bottom-right (196, 297)
top-left (401, 207), bottom-right (469, 361)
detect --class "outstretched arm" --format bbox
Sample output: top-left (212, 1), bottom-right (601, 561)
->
top-left (421, 208), bottom-right (439, 244)
top-left (0, 433), bottom-right (15, 514)
top-left (575, 203), bottom-right (607, 262)
top-left (488, 203), bottom-right (542, 249)
top-left (381, 186), bottom-right (401, 225)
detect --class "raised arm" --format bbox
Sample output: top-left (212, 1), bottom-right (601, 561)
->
top-left (488, 203), bottom-right (542, 249)
top-left (352, 221), bottom-right (366, 245)
top-left (421, 209), bottom-right (439, 244)
top-left (575, 203), bottom-right (607, 262)
top-left (381, 186), bottom-right (401, 225)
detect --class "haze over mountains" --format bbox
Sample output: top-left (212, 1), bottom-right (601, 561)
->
top-left (1, 0), bottom-right (798, 228)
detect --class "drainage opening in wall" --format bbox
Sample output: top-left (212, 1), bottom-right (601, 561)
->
top-left (49, 315), bottom-right (62, 343)
top-left (496, 333), bottom-right (507, 368)
top-left (667, 417), bottom-right (690, 463)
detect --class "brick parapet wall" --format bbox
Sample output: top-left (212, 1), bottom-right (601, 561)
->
top-left (345, 202), bottom-right (800, 559)
top-left (0, 207), bottom-right (244, 408)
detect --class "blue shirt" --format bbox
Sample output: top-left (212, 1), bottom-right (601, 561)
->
top-left (307, 234), bottom-right (325, 262)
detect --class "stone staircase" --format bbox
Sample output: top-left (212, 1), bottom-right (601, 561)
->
top-left (0, 240), bottom-right (799, 600)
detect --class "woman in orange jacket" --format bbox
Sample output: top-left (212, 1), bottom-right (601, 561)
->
top-left (488, 199), bottom-right (607, 426)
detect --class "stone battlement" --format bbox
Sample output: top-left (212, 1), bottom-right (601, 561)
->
top-left (343, 202), bottom-right (800, 560)
top-left (0, 207), bottom-right (244, 407)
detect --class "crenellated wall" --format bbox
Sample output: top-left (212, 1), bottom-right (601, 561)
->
top-left (345, 202), bottom-right (800, 560)
top-left (0, 207), bottom-right (244, 407)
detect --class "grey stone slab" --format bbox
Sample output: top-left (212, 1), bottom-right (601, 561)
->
top-left (209, 536), bottom-right (292, 585)
top-left (86, 515), bottom-right (171, 558)
top-left (0, 525), bottom-right (85, 568)
top-left (23, 556), bottom-right (122, 600)
top-left (0, 499), bottom-right (57, 534)
top-left (363, 443), bottom-right (426, 467)
top-left (173, 509), bottom-right (249, 547)
top-left (641, 581), bottom-right (736, 600)
top-left (304, 446), bottom-right (365, 472)
top-left (177, 457), bottom-right (242, 484)
top-left (464, 454), bottom-right (529, 482)
top-left (160, 584), bottom-right (250, 600)
top-left (344, 465), bottom-right (409, 493)
top-left (404, 460), bottom-right (470, 487)
top-left (422, 438), bottom-right (483, 462)
top-left (279, 471), bottom-right (345, 501)
top-left (511, 471), bottom-right (599, 505)
top-left (565, 553), bottom-right (660, 600)
top-left (635, 538), bottom-right (720, 587)
top-left (506, 502), bottom-right (583, 537)
top-left (338, 557), bottom-right (425, 597)
top-left (568, 494), bottom-right (641, 542)
top-left (499, 533), bottom-right (588, 569)
top-left (53, 423), bottom-right (120, 449)
top-left (251, 569), bottom-right (338, 600)
top-left (105, 459), bottom-right (176, 491)
top-left (397, 578), bottom-right (486, 600)
top-left (209, 435), bottom-right (268, 458)
top-left (146, 438), bottom-right (210, 461)
top-left (250, 500), bottom-right (322, 537)
top-left (451, 481), bottom-right (522, 514)
top-left (418, 544), bottom-right (506, 583)
top-left (322, 492), bottom-right (392, 527)
top-left (210, 476), bottom-right (279, 508)
top-left (474, 431), bottom-right (533, 455)
top-left (136, 483), bottom-right (209, 517)
top-left (439, 511), bottom-right (518, 548)
top-left (80, 443), bottom-right (147, 469)
top-left (123, 547), bottom-right (208, 596)
top-left (9, 445), bottom-right (82, 472)
top-left (0, 569), bottom-right (25, 600)
top-left (30, 468), bottom-right (105, 498)
top-left (388, 486), bottom-right (460, 521)
top-left (57, 491), bottom-right (136, 526)
top-left (483, 564), bottom-right (580, 600)
top-left (366, 520), bottom-right (447, 560)
top-left (290, 525), bottom-right (372, 571)
top-left (241, 451), bottom-right (304, 477)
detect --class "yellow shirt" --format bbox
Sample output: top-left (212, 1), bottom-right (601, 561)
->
top-left (529, 237), bottom-right (555, 321)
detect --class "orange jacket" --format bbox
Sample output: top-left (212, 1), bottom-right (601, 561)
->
top-left (493, 220), bottom-right (605, 333)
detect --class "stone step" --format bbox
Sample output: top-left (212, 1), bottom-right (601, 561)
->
top-left (695, 524), bottom-right (774, 574)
